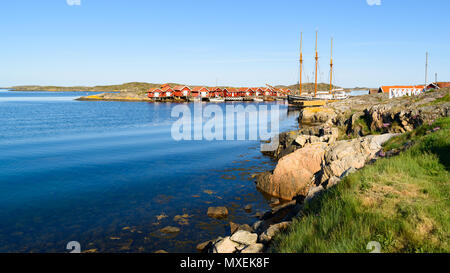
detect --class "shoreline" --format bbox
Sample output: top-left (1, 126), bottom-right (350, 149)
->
top-left (76, 92), bottom-right (282, 103)
top-left (197, 87), bottom-right (449, 253)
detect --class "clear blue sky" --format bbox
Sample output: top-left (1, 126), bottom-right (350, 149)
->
top-left (1, 0), bottom-right (448, 88)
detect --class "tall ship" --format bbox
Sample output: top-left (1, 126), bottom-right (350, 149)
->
top-left (288, 31), bottom-right (348, 105)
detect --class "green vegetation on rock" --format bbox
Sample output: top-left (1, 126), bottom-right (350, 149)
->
top-left (272, 117), bottom-right (450, 253)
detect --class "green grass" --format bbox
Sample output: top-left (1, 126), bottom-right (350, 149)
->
top-left (339, 116), bottom-right (380, 140)
top-left (430, 93), bottom-right (450, 105)
top-left (272, 117), bottom-right (450, 253)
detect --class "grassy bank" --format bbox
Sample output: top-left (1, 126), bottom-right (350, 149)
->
top-left (272, 117), bottom-right (449, 253)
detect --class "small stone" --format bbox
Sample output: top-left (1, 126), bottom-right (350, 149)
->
top-left (269, 197), bottom-right (280, 206)
top-left (238, 224), bottom-right (253, 233)
top-left (230, 222), bottom-right (253, 234)
top-left (326, 176), bottom-right (340, 189)
top-left (259, 222), bottom-right (292, 243)
top-left (213, 237), bottom-right (240, 253)
top-left (173, 214), bottom-right (191, 226)
top-left (230, 230), bottom-right (258, 245)
top-left (230, 222), bottom-right (240, 234)
top-left (196, 240), bottom-right (213, 252)
top-left (252, 220), bottom-right (263, 232)
top-left (254, 211), bottom-right (263, 219)
top-left (156, 213), bottom-right (168, 221)
top-left (244, 204), bottom-right (252, 212)
top-left (308, 135), bottom-right (321, 144)
top-left (340, 167), bottom-right (357, 179)
top-left (160, 226), bottom-right (180, 234)
top-left (305, 185), bottom-right (324, 202)
top-left (294, 135), bottom-right (308, 147)
top-left (207, 207), bottom-right (228, 219)
top-left (241, 243), bottom-right (264, 253)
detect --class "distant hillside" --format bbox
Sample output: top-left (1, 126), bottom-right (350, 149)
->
top-left (9, 82), bottom-right (181, 94)
top-left (10, 82), bottom-right (343, 94)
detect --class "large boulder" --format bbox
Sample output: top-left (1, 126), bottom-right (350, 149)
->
top-left (256, 143), bottom-right (326, 200)
top-left (322, 134), bottom-right (397, 182)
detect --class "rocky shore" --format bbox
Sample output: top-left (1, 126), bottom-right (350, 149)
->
top-left (198, 87), bottom-right (449, 253)
top-left (77, 92), bottom-right (152, 102)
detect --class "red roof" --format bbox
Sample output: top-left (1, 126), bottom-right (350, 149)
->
top-left (437, 82), bottom-right (450, 88)
top-left (148, 88), bottom-right (162, 93)
top-left (191, 86), bottom-right (208, 92)
top-left (160, 85), bottom-right (173, 91)
top-left (173, 85), bottom-right (191, 91)
top-left (208, 87), bottom-right (222, 91)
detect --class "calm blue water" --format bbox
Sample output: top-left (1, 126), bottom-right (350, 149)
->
top-left (0, 90), bottom-right (298, 253)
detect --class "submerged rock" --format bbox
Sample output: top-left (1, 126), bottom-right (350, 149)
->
top-left (159, 226), bottom-right (180, 234)
top-left (196, 240), bottom-right (213, 252)
top-left (173, 214), bottom-right (191, 226)
top-left (207, 207), bottom-right (229, 219)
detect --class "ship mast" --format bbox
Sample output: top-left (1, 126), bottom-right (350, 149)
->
top-left (314, 31), bottom-right (318, 97)
top-left (329, 37), bottom-right (333, 94)
top-left (299, 32), bottom-right (303, 96)
top-left (425, 52), bottom-right (428, 87)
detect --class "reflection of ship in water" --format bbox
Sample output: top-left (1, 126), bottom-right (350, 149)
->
top-left (287, 105), bottom-right (301, 118)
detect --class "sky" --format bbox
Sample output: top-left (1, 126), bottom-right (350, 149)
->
top-left (0, 0), bottom-right (449, 88)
